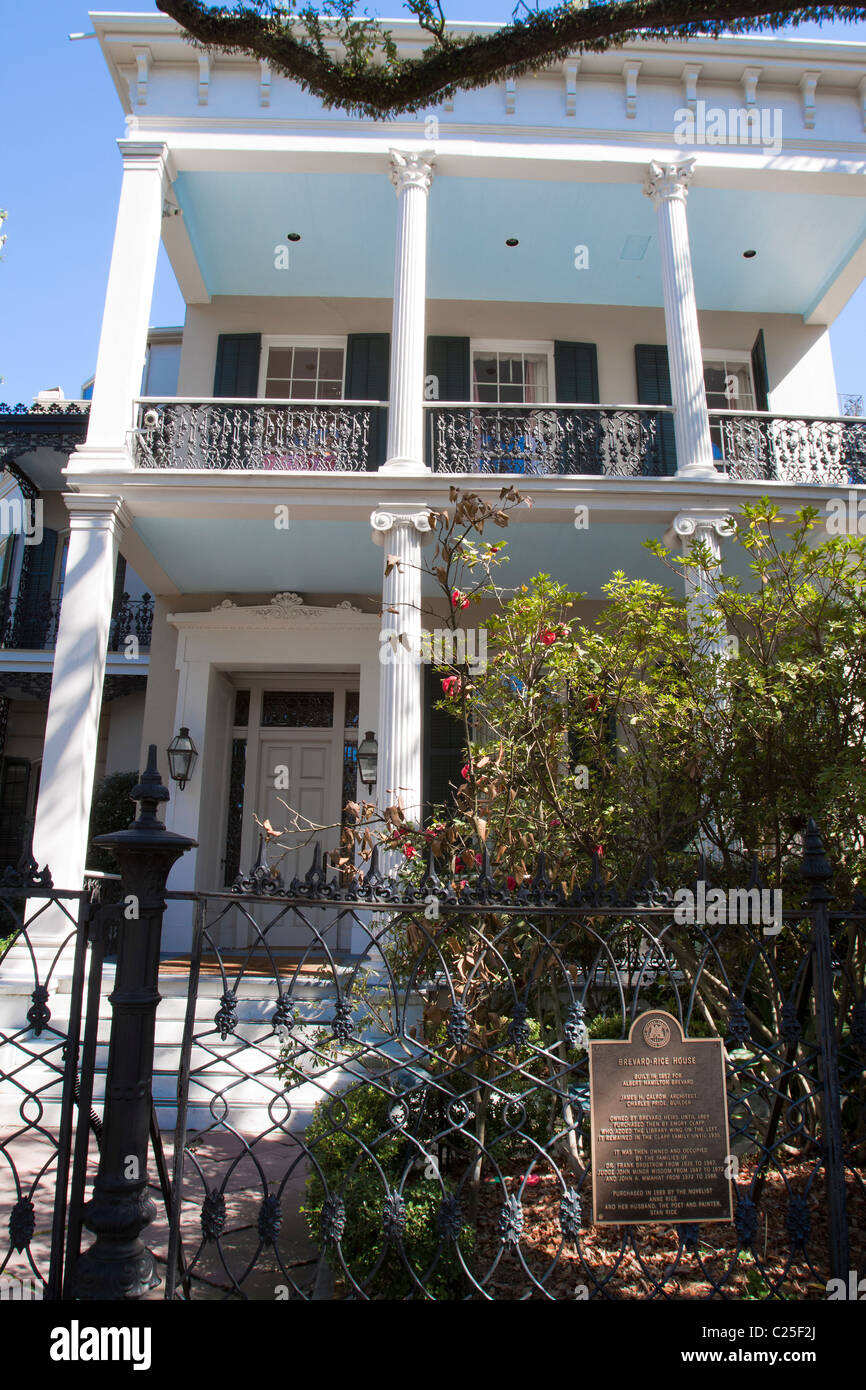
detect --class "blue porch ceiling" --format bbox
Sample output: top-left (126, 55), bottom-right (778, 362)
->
top-left (132, 514), bottom-right (754, 599)
top-left (173, 171), bottom-right (866, 315)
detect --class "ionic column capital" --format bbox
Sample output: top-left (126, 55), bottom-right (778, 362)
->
top-left (371, 506), bottom-right (435, 545)
top-left (672, 510), bottom-right (735, 542)
top-left (389, 149), bottom-right (436, 196)
top-left (644, 157), bottom-right (696, 206)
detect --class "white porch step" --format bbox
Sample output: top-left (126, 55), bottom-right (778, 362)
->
top-left (0, 956), bottom-right (424, 1130)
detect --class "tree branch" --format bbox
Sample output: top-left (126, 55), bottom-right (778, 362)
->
top-left (155, 0), bottom-right (866, 117)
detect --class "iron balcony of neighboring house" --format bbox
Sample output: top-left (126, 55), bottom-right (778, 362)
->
top-left (0, 587), bottom-right (154, 653)
top-left (133, 397), bottom-right (866, 483)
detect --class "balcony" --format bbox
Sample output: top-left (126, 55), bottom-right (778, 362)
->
top-left (133, 399), bottom-right (866, 484)
top-left (425, 404), bottom-right (672, 476)
top-left (710, 411), bottom-right (866, 484)
top-left (134, 399), bottom-right (385, 472)
top-left (0, 589), bottom-right (154, 652)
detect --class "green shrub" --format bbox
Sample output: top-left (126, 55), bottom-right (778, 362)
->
top-left (86, 770), bottom-right (138, 874)
top-left (302, 1082), bottom-right (473, 1299)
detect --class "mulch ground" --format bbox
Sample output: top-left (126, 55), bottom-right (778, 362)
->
top-left (467, 1156), bottom-right (865, 1299)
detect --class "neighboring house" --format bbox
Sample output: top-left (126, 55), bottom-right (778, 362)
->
top-left (21, 15), bottom-right (866, 954)
top-left (0, 380), bottom-right (160, 867)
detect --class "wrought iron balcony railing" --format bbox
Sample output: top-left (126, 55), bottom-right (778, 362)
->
top-left (0, 590), bottom-right (153, 652)
top-left (424, 403), bottom-right (675, 476)
top-left (134, 398), bottom-right (385, 471)
top-left (709, 410), bottom-right (866, 484)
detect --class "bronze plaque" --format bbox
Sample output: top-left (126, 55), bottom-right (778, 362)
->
top-left (589, 1010), bottom-right (733, 1225)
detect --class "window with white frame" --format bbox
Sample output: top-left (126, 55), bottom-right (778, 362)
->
top-left (260, 339), bottom-right (346, 401)
top-left (472, 344), bottom-right (553, 405)
top-left (466, 342), bottom-right (557, 474)
top-left (704, 352), bottom-right (757, 468)
top-left (703, 355), bottom-right (755, 412)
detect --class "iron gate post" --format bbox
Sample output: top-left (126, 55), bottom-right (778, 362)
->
top-left (802, 818), bottom-right (851, 1284)
top-left (71, 747), bottom-right (196, 1300)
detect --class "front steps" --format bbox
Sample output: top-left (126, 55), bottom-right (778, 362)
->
top-left (0, 953), bottom-right (425, 1134)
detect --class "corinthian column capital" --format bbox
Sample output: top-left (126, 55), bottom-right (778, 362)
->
top-left (644, 157), bottom-right (696, 206)
top-left (389, 149), bottom-right (436, 196)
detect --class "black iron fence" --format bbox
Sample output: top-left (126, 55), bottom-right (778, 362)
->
top-left (0, 764), bottom-right (863, 1300)
top-left (158, 833), bottom-right (863, 1300)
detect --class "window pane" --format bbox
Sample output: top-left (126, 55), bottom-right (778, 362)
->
top-left (294, 353), bottom-right (318, 381)
top-left (267, 349), bottom-right (294, 379)
top-left (318, 349), bottom-right (344, 381)
top-left (704, 363), bottom-right (728, 410)
top-left (265, 380), bottom-right (291, 399)
top-left (499, 385), bottom-right (523, 404)
top-left (524, 354), bottom-right (548, 403)
top-left (320, 381), bottom-right (341, 400)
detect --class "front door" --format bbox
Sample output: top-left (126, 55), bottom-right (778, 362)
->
top-left (218, 679), bottom-right (358, 954)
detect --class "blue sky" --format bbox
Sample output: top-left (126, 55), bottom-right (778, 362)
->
top-left (2, 2), bottom-right (865, 405)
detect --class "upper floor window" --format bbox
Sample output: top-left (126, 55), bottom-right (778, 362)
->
top-left (260, 338), bottom-right (346, 401)
top-left (472, 343), bottom-right (552, 405)
top-left (703, 356), bottom-right (755, 412)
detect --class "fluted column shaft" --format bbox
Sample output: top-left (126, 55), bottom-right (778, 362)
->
top-left (383, 151), bottom-right (435, 474)
top-left (371, 507), bottom-right (432, 833)
top-left (672, 511), bottom-right (734, 654)
top-left (645, 160), bottom-right (716, 481)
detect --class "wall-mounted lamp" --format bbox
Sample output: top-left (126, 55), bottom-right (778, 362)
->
top-left (356, 731), bottom-right (378, 793)
top-left (166, 727), bottom-right (198, 790)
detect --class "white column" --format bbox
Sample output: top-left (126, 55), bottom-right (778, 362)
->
top-left (31, 496), bottom-right (128, 895)
top-left (381, 150), bottom-right (436, 475)
top-left (71, 141), bottom-right (169, 473)
top-left (371, 506), bottom-right (433, 833)
top-left (671, 510), bottom-right (734, 652)
top-left (644, 159), bottom-right (717, 481)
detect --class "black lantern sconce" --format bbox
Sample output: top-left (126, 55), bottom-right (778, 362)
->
top-left (357, 731), bottom-right (378, 793)
top-left (166, 727), bottom-right (198, 790)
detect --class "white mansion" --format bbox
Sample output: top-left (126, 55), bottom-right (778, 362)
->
top-left (3, 14), bottom-right (866, 953)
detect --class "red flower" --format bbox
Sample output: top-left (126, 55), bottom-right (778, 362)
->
top-left (540, 629), bottom-right (558, 647)
top-left (451, 589), bottom-right (470, 610)
top-left (507, 875), bottom-right (517, 892)
top-left (594, 844), bottom-right (604, 858)
top-left (460, 764), bottom-right (470, 781)
top-left (475, 852), bottom-right (483, 866)
top-left (441, 676), bottom-right (462, 698)
top-left (586, 694), bottom-right (601, 712)
top-left (550, 818), bottom-right (561, 828)
top-left (403, 844), bottom-right (416, 859)
top-left (425, 823), bottom-right (445, 841)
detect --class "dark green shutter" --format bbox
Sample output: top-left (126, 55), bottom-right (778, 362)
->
top-left (426, 337), bottom-right (471, 471)
top-left (15, 528), bottom-right (57, 648)
top-left (213, 334), bottom-right (261, 397)
top-left (554, 342), bottom-right (599, 404)
top-left (426, 337), bottom-right (470, 402)
top-left (423, 665), bottom-right (466, 818)
top-left (751, 330), bottom-right (769, 412)
top-left (555, 341), bottom-right (600, 473)
top-left (345, 333), bottom-right (390, 469)
top-left (635, 344), bottom-right (677, 475)
top-left (0, 759), bottom-right (32, 868)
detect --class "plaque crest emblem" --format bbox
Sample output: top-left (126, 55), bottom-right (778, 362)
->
top-left (642, 1017), bottom-right (671, 1049)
